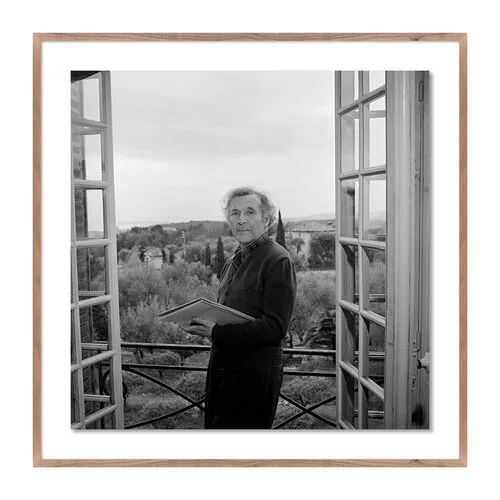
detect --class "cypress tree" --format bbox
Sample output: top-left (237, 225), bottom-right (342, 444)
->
top-left (205, 243), bottom-right (212, 267)
top-left (276, 210), bottom-right (286, 249)
top-left (214, 236), bottom-right (226, 279)
top-left (138, 245), bottom-right (146, 263)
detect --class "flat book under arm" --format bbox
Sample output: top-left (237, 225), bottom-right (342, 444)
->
top-left (158, 298), bottom-right (255, 326)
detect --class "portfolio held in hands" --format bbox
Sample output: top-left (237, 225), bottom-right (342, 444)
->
top-left (158, 298), bottom-right (255, 326)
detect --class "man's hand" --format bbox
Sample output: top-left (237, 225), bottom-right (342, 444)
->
top-left (181, 317), bottom-right (215, 338)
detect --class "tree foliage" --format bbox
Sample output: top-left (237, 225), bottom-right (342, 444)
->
top-left (308, 233), bottom-right (335, 269)
top-left (276, 210), bottom-right (286, 249)
top-left (204, 243), bottom-right (212, 267)
top-left (214, 237), bottom-right (226, 279)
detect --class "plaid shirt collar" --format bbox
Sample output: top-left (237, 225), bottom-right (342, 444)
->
top-left (234, 233), bottom-right (270, 264)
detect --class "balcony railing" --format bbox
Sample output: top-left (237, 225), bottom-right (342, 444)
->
top-left (112, 342), bottom-right (384, 430)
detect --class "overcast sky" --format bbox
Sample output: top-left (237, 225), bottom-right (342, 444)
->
top-left (109, 71), bottom-right (336, 226)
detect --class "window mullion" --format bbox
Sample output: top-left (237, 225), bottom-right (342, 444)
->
top-left (71, 154), bottom-right (86, 428)
top-left (101, 71), bottom-right (124, 429)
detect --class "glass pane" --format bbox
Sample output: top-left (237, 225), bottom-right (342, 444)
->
top-left (340, 245), bottom-right (358, 305)
top-left (72, 133), bottom-right (103, 181)
top-left (340, 71), bottom-right (359, 106)
top-left (364, 247), bottom-right (386, 317)
top-left (340, 369), bottom-right (357, 426)
top-left (79, 303), bottom-right (110, 360)
top-left (71, 251), bottom-right (74, 304)
top-left (71, 310), bottom-right (77, 365)
top-left (367, 71), bottom-right (385, 92)
top-left (363, 174), bottom-right (386, 241)
top-left (365, 96), bottom-right (386, 168)
top-left (340, 307), bottom-right (359, 366)
top-left (71, 75), bottom-right (101, 122)
top-left (368, 320), bottom-right (385, 381)
top-left (340, 179), bottom-right (358, 238)
top-left (82, 360), bottom-right (113, 424)
top-left (71, 370), bottom-right (80, 425)
top-left (98, 412), bottom-right (114, 430)
top-left (367, 388), bottom-right (385, 429)
top-left (74, 188), bottom-right (105, 240)
top-left (340, 108), bottom-right (359, 172)
top-left (77, 246), bottom-right (108, 301)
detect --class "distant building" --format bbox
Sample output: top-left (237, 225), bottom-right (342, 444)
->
top-left (287, 221), bottom-right (335, 257)
top-left (161, 226), bottom-right (178, 234)
top-left (144, 247), bottom-right (164, 270)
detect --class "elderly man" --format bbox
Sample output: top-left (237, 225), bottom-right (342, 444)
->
top-left (184, 187), bottom-right (297, 429)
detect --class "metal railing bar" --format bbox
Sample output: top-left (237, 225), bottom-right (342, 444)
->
top-left (125, 367), bottom-right (205, 411)
top-left (123, 362), bottom-right (338, 378)
top-left (125, 399), bottom-right (204, 429)
top-left (278, 393), bottom-right (336, 428)
top-left (122, 342), bottom-right (338, 357)
top-left (122, 342), bottom-right (211, 351)
top-left (283, 369), bottom-right (336, 377)
top-left (283, 348), bottom-right (336, 356)
top-left (123, 363), bottom-right (207, 372)
top-left (273, 395), bottom-right (336, 429)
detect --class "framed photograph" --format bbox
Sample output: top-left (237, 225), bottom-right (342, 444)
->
top-left (33, 33), bottom-right (466, 466)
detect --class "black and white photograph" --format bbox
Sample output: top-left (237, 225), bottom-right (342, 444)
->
top-left (70, 69), bottom-right (430, 431)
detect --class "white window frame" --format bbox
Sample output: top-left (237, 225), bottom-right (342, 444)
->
top-left (335, 71), bottom-right (430, 429)
top-left (70, 71), bottom-right (124, 429)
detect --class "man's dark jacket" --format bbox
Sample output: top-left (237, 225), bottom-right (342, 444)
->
top-left (204, 238), bottom-right (297, 429)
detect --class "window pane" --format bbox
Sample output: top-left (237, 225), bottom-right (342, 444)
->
top-left (74, 188), bottom-right (105, 240)
top-left (365, 96), bottom-right (386, 168)
top-left (79, 303), bottom-right (110, 360)
top-left (363, 174), bottom-right (386, 241)
top-left (340, 71), bottom-right (359, 107)
top-left (72, 133), bottom-right (103, 181)
top-left (82, 359), bottom-right (113, 425)
top-left (77, 246), bottom-right (108, 301)
top-left (340, 179), bottom-right (358, 238)
top-left (71, 251), bottom-right (74, 304)
top-left (340, 244), bottom-right (358, 305)
top-left (340, 369), bottom-right (357, 426)
top-left (71, 75), bottom-right (101, 122)
top-left (367, 71), bottom-right (385, 92)
top-left (364, 247), bottom-right (386, 318)
top-left (71, 370), bottom-right (80, 425)
top-left (71, 310), bottom-right (77, 365)
top-left (367, 319), bottom-right (385, 381)
top-left (340, 108), bottom-right (359, 172)
top-left (362, 387), bottom-right (384, 429)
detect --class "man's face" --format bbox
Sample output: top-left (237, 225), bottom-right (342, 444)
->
top-left (228, 194), bottom-right (269, 246)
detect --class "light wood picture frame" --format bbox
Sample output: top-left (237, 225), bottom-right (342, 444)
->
top-left (33, 32), bottom-right (467, 467)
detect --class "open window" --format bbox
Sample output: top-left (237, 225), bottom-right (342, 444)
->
top-left (70, 71), bottom-right (124, 429)
top-left (335, 71), bottom-right (430, 429)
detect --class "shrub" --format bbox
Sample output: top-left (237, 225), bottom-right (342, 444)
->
top-left (176, 372), bottom-right (206, 401)
top-left (289, 270), bottom-right (336, 343)
top-left (281, 376), bottom-right (334, 407)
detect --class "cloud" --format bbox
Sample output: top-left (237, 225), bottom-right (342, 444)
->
top-left (110, 71), bottom-right (336, 224)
